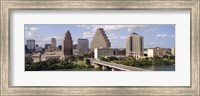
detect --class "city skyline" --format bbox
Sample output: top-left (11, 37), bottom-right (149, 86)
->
top-left (24, 24), bottom-right (175, 48)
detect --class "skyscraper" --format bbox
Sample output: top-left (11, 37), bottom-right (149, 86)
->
top-left (62, 30), bottom-right (73, 56)
top-left (27, 39), bottom-right (35, 52)
top-left (51, 38), bottom-right (56, 49)
top-left (90, 28), bottom-right (111, 51)
top-left (126, 32), bottom-right (144, 58)
top-left (77, 38), bottom-right (89, 55)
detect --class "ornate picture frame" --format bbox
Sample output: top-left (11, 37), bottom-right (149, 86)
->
top-left (1, 0), bottom-right (199, 95)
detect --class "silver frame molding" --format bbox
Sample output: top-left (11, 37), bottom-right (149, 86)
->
top-left (0, 0), bottom-right (199, 95)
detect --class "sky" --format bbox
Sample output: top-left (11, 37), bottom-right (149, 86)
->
top-left (24, 24), bottom-right (175, 48)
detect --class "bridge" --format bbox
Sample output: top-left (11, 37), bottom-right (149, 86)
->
top-left (91, 59), bottom-right (148, 71)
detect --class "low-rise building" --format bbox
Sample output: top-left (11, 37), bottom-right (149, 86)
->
top-left (35, 46), bottom-right (43, 53)
top-left (147, 47), bottom-right (167, 57)
top-left (171, 48), bottom-right (175, 56)
top-left (32, 52), bottom-right (41, 63)
top-left (94, 48), bottom-right (114, 59)
top-left (113, 48), bottom-right (126, 56)
top-left (41, 51), bottom-right (64, 61)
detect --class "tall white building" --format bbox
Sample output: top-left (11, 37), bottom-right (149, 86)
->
top-left (126, 32), bottom-right (144, 58)
top-left (27, 39), bottom-right (35, 52)
top-left (77, 38), bottom-right (89, 55)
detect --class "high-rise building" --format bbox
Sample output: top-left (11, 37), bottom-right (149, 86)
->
top-left (27, 39), bottom-right (35, 52)
top-left (51, 38), bottom-right (56, 49)
top-left (90, 28), bottom-right (111, 51)
top-left (126, 32), bottom-right (144, 58)
top-left (62, 30), bottom-right (73, 56)
top-left (77, 38), bottom-right (89, 55)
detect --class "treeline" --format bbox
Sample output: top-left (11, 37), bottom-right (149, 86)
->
top-left (25, 55), bottom-right (92, 71)
top-left (100, 56), bottom-right (175, 67)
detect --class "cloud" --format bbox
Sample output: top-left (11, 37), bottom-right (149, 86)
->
top-left (77, 25), bottom-right (91, 29)
top-left (108, 34), bottom-right (120, 40)
top-left (156, 34), bottom-right (167, 37)
top-left (30, 27), bottom-right (39, 31)
top-left (168, 35), bottom-right (175, 38)
top-left (25, 26), bottom-right (40, 40)
top-left (108, 36), bottom-right (118, 40)
top-left (77, 25), bottom-right (148, 32)
top-left (93, 25), bottom-right (148, 32)
top-left (109, 34), bottom-right (116, 36)
top-left (127, 28), bottom-right (132, 32)
top-left (25, 27), bottom-right (28, 30)
top-left (145, 42), bottom-right (158, 45)
top-left (144, 28), bottom-right (158, 32)
top-left (82, 32), bottom-right (94, 38)
top-left (156, 34), bottom-right (175, 38)
top-left (120, 36), bottom-right (127, 39)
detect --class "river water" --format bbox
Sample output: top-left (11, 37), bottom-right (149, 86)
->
top-left (135, 64), bottom-right (175, 71)
top-left (65, 64), bottom-right (175, 71)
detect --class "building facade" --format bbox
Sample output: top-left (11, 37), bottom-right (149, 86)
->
top-left (113, 48), bottom-right (126, 56)
top-left (171, 48), bottom-right (175, 56)
top-left (27, 39), bottom-right (35, 52)
top-left (35, 45), bottom-right (43, 53)
top-left (147, 47), bottom-right (167, 57)
top-left (32, 52), bottom-right (41, 62)
top-left (62, 30), bottom-right (73, 56)
top-left (45, 44), bottom-right (51, 49)
top-left (51, 38), bottom-right (56, 49)
top-left (77, 38), bottom-right (89, 55)
top-left (41, 51), bottom-right (64, 61)
top-left (126, 32), bottom-right (144, 58)
top-left (94, 48), bottom-right (114, 59)
top-left (90, 28), bottom-right (111, 51)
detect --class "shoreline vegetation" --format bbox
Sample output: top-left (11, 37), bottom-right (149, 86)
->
top-left (25, 55), bottom-right (175, 71)
top-left (100, 55), bottom-right (175, 67)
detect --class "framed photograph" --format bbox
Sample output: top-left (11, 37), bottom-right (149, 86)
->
top-left (1, 0), bottom-right (199, 95)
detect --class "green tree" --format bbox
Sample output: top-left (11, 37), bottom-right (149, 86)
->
top-left (25, 57), bottom-right (33, 64)
top-left (163, 55), bottom-right (169, 58)
top-left (100, 57), bottom-right (110, 62)
top-left (107, 56), bottom-right (118, 61)
top-left (169, 56), bottom-right (175, 59)
top-left (77, 55), bottom-right (84, 61)
top-left (85, 59), bottom-right (91, 65)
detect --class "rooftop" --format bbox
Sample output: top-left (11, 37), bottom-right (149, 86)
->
top-left (130, 32), bottom-right (139, 35)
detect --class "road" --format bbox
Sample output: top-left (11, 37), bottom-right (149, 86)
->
top-left (92, 59), bottom-right (149, 71)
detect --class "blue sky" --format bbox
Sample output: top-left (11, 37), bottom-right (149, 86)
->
top-left (24, 24), bottom-right (175, 48)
